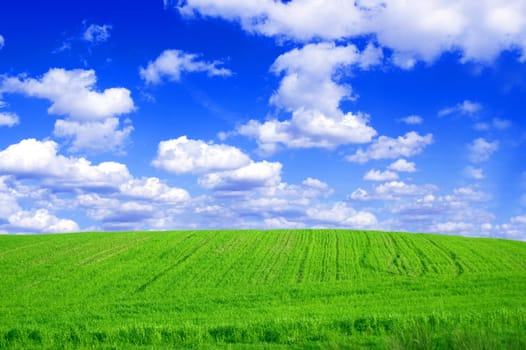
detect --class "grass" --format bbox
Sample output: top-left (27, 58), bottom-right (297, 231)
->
top-left (0, 229), bottom-right (525, 348)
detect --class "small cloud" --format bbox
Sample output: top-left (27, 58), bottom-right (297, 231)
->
top-left (388, 159), bottom-right (417, 172)
top-left (363, 169), bottom-right (399, 181)
top-left (492, 118), bottom-right (511, 130)
top-left (473, 122), bottom-right (490, 131)
top-left (347, 132), bottom-right (433, 163)
top-left (0, 34), bottom-right (4, 50)
top-left (464, 166), bottom-right (484, 180)
top-left (83, 24), bottom-right (112, 44)
top-left (140, 49), bottom-right (232, 84)
top-left (399, 115), bottom-right (423, 125)
top-left (439, 100), bottom-right (482, 117)
top-left (0, 112), bottom-right (19, 127)
top-left (468, 138), bottom-right (499, 163)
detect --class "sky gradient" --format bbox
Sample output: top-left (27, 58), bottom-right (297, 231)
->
top-left (0, 0), bottom-right (525, 239)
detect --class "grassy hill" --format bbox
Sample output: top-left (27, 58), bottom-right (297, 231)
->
top-left (1, 229), bottom-right (525, 349)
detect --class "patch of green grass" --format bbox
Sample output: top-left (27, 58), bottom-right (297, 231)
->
top-left (0, 229), bottom-right (525, 348)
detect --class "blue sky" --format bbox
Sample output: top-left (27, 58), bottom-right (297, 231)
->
top-left (0, 0), bottom-right (525, 239)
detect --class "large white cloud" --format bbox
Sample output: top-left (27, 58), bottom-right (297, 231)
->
top-left (176, 0), bottom-right (526, 64)
top-left (7, 209), bottom-right (79, 233)
top-left (152, 136), bottom-right (251, 174)
top-left (1, 68), bottom-right (134, 121)
top-left (236, 42), bottom-right (379, 153)
top-left (0, 139), bottom-right (131, 190)
top-left (347, 132), bottom-right (433, 163)
top-left (0, 112), bottom-right (19, 127)
top-left (140, 49), bottom-right (232, 84)
top-left (438, 100), bottom-right (482, 117)
top-left (0, 68), bottom-right (135, 153)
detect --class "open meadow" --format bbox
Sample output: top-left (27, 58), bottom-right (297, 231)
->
top-left (0, 229), bottom-right (525, 349)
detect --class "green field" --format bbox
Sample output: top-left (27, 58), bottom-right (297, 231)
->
top-left (0, 230), bottom-right (525, 349)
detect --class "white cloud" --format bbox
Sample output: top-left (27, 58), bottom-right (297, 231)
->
top-left (140, 49), bottom-right (232, 84)
top-left (237, 42), bottom-right (379, 153)
top-left (475, 117), bottom-right (512, 131)
top-left (468, 138), bottom-right (499, 163)
top-left (152, 136), bottom-right (251, 174)
top-left (77, 193), bottom-right (155, 228)
top-left (374, 181), bottom-right (437, 199)
top-left (54, 118), bottom-right (133, 154)
top-left (438, 100), bottom-right (482, 117)
top-left (430, 221), bottom-right (475, 234)
top-left (83, 24), bottom-right (112, 44)
top-left (0, 34), bottom-right (4, 49)
top-left (119, 177), bottom-right (190, 203)
top-left (453, 186), bottom-right (489, 202)
top-left (0, 176), bottom-right (21, 219)
top-left (1, 68), bottom-right (134, 121)
top-left (389, 159), bottom-right (417, 172)
top-left (349, 188), bottom-right (370, 201)
top-left (364, 169), bottom-right (399, 181)
top-left (0, 112), bottom-right (19, 127)
top-left (350, 181), bottom-right (437, 201)
top-left (464, 166), bottom-right (484, 180)
top-left (176, 0), bottom-right (526, 64)
top-left (263, 217), bottom-right (305, 229)
top-left (511, 215), bottom-right (526, 224)
top-left (306, 202), bottom-right (377, 228)
top-left (0, 68), bottom-right (135, 153)
top-left (347, 131), bottom-right (433, 163)
top-left (400, 115), bottom-right (423, 125)
top-left (198, 161), bottom-right (282, 192)
top-left (7, 209), bottom-right (79, 233)
top-left (0, 139), bottom-right (132, 190)
top-left (491, 118), bottom-right (511, 130)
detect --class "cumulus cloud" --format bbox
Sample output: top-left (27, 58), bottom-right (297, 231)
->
top-left (175, 0), bottom-right (526, 64)
top-left (0, 68), bottom-right (135, 153)
top-left (306, 202), bottom-right (377, 228)
top-left (119, 177), bottom-right (190, 203)
top-left (152, 136), bottom-right (251, 174)
top-left (400, 115), bottom-right (423, 125)
top-left (0, 138), bottom-right (132, 190)
top-left (1, 69), bottom-right (134, 121)
top-left (54, 118), bottom-right (133, 154)
top-left (468, 138), bottom-right (499, 163)
top-left (438, 100), bottom-right (482, 117)
top-left (0, 34), bottom-right (4, 49)
top-left (198, 161), bottom-right (282, 192)
top-left (0, 112), bottom-right (19, 127)
top-left (364, 169), bottom-right (399, 182)
top-left (140, 49), bottom-right (232, 84)
top-left (389, 159), bottom-right (417, 172)
top-left (83, 24), bottom-right (112, 44)
top-left (347, 131), bottom-right (433, 163)
top-left (7, 209), bottom-right (79, 233)
top-left (237, 42), bottom-right (379, 153)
